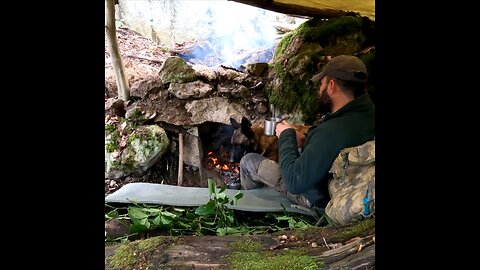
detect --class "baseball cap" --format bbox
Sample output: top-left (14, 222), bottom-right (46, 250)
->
top-left (311, 55), bottom-right (367, 83)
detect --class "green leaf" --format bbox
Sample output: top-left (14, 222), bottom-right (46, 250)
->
top-left (217, 192), bottom-right (227, 200)
top-left (177, 220), bottom-right (191, 229)
top-left (295, 221), bottom-right (308, 229)
top-left (217, 226), bottom-right (241, 236)
top-left (226, 214), bottom-right (234, 226)
top-left (130, 224), bottom-right (147, 233)
top-left (230, 192), bottom-right (244, 205)
top-left (275, 216), bottom-right (292, 221)
top-left (216, 227), bottom-right (227, 236)
top-left (208, 178), bottom-right (216, 195)
top-left (138, 218), bottom-right (150, 229)
top-left (161, 211), bottom-right (178, 218)
top-left (128, 207), bottom-right (149, 220)
top-left (105, 209), bottom-right (119, 220)
top-left (185, 211), bottom-right (197, 220)
top-left (160, 216), bottom-right (171, 225)
top-left (143, 208), bottom-right (161, 214)
top-left (218, 186), bottom-right (227, 194)
top-left (152, 215), bottom-right (161, 226)
top-left (195, 201), bottom-right (216, 216)
top-left (172, 207), bottom-right (185, 212)
top-left (288, 219), bottom-right (295, 229)
top-left (233, 192), bottom-right (243, 201)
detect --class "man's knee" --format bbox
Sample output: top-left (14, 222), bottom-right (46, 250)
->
top-left (240, 153), bottom-right (265, 172)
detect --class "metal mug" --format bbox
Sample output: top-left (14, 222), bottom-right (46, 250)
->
top-left (264, 117), bottom-right (283, 136)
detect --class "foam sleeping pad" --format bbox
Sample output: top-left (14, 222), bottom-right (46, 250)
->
top-left (105, 183), bottom-right (313, 216)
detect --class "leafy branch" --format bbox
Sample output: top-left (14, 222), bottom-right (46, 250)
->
top-left (194, 178), bottom-right (244, 236)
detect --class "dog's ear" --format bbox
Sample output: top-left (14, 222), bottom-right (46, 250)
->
top-left (240, 117), bottom-right (255, 139)
top-left (241, 116), bottom-right (252, 128)
top-left (230, 118), bottom-right (241, 129)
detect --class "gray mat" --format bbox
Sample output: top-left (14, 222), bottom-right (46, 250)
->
top-left (105, 183), bottom-right (313, 216)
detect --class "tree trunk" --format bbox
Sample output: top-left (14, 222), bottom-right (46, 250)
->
top-left (105, 0), bottom-right (130, 101)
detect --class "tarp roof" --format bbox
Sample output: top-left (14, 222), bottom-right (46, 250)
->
top-left (230, 0), bottom-right (375, 21)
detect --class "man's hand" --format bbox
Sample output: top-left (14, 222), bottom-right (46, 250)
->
top-left (276, 123), bottom-right (306, 148)
top-left (275, 122), bottom-right (290, 137)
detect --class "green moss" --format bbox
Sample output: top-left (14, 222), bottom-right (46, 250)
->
top-left (127, 127), bottom-right (159, 154)
top-left (106, 236), bottom-right (175, 270)
top-left (107, 244), bottom-right (138, 270)
top-left (105, 141), bottom-right (118, 153)
top-left (105, 124), bottom-right (120, 153)
top-left (268, 50), bottom-right (319, 123)
top-left (228, 239), bottom-right (263, 252)
top-left (120, 154), bottom-right (136, 173)
top-left (137, 236), bottom-right (168, 251)
top-left (105, 123), bottom-right (117, 134)
top-left (159, 57), bottom-right (197, 84)
top-left (337, 218), bottom-right (375, 241)
top-left (225, 249), bottom-right (322, 270)
top-left (274, 32), bottom-right (294, 61)
top-left (127, 108), bottom-right (145, 125)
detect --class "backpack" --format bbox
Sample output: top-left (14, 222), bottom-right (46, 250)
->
top-left (325, 140), bottom-right (375, 226)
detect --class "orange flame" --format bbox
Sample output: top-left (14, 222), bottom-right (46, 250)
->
top-left (207, 150), bottom-right (240, 172)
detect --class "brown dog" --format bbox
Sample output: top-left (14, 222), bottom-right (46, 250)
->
top-left (229, 117), bottom-right (311, 163)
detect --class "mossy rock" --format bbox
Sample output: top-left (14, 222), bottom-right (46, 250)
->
top-left (158, 56), bottom-right (197, 84)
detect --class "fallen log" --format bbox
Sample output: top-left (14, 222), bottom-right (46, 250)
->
top-left (105, 218), bottom-right (375, 269)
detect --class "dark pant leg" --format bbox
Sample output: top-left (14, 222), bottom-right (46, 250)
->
top-left (239, 153), bottom-right (270, 190)
top-left (240, 153), bottom-right (311, 208)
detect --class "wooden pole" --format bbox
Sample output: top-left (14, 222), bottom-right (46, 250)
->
top-left (105, 0), bottom-right (130, 101)
top-left (177, 133), bottom-right (184, 186)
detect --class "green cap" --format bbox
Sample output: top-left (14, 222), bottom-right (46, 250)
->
top-left (311, 55), bottom-right (367, 83)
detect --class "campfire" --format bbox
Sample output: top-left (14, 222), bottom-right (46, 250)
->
top-left (206, 146), bottom-right (240, 185)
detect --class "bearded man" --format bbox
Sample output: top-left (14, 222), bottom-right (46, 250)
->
top-left (238, 55), bottom-right (375, 211)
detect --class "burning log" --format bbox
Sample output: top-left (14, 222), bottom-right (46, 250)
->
top-left (207, 150), bottom-right (240, 185)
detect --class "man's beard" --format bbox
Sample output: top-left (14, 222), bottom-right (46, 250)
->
top-left (317, 89), bottom-right (332, 115)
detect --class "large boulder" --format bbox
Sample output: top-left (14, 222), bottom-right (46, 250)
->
top-left (105, 124), bottom-right (170, 179)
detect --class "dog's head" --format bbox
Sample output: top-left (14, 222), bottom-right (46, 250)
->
top-left (229, 116), bottom-right (257, 163)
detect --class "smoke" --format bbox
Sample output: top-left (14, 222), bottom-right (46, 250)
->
top-left (182, 1), bottom-right (280, 68)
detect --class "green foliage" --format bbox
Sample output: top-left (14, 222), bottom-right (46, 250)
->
top-left (195, 179), bottom-right (244, 235)
top-left (105, 204), bottom-right (137, 243)
top-left (127, 203), bottom-right (185, 234)
top-left (105, 180), bottom-right (319, 242)
top-left (273, 32), bottom-right (295, 61)
top-left (124, 179), bottom-right (245, 236)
